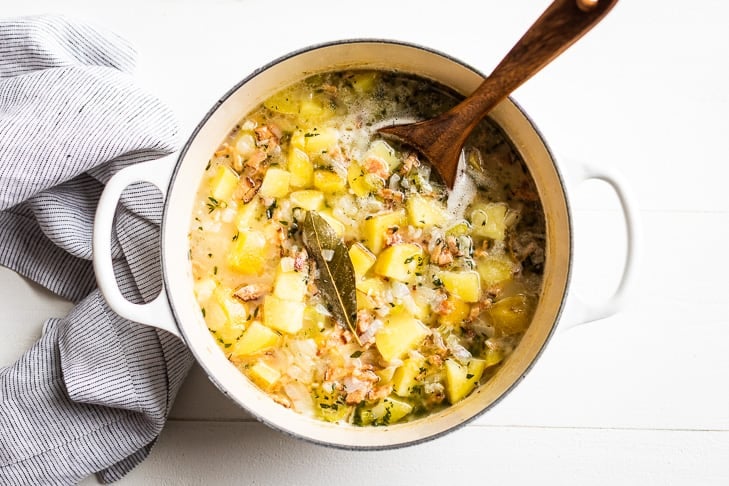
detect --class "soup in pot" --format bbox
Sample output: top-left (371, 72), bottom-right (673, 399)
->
top-left (188, 70), bottom-right (545, 426)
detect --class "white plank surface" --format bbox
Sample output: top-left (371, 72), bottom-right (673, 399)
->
top-left (1, 0), bottom-right (728, 484)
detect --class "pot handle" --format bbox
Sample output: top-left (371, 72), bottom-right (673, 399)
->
top-left (560, 157), bottom-right (641, 330)
top-left (92, 155), bottom-right (181, 338)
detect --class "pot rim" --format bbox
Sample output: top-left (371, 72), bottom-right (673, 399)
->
top-left (161, 38), bottom-right (573, 449)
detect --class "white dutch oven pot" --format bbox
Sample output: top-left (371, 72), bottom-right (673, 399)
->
top-left (93, 40), bottom-right (639, 449)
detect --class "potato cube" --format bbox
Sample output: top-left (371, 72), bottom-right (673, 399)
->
top-left (392, 357), bottom-right (426, 397)
top-left (445, 358), bottom-right (487, 404)
top-left (348, 242), bottom-right (376, 279)
top-left (234, 132), bottom-right (256, 158)
top-left (351, 71), bottom-right (378, 93)
top-left (289, 190), bottom-right (325, 211)
top-left (374, 243), bottom-right (424, 282)
top-left (375, 310), bottom-right (429, 362)
top-left (248, 360), bottom-right (281, 389)
top-left (259, 167), bottom-right (291, 198)
top-left (470, 202), bottom-right (509, 240)
top-left (263, 294), bottom-right (305, 334)
top-left (355, 277), bottom-right (387, 296)
top-left (438, 270), bottom-right (481, 303)
top-left (437, 295), bottom-right (471, 327)
top-left (316, 210), bottom-right (345, 237)
top-left (263, 88), bottom-right (300, 115)
top-left (304, 127), bottom-right (339, 154)
top-left (367, 139), bottom-right (400, 172)
top-left (273, 270), bottom-right (307, 302)
top-left (313, 170), bottom-right (346, 194)
top-left (487, 294), bottom-right (535, 335)
top-left (288, 147), bottom-right (314, 188)
top-left (362, 209), bottom-right (406, 254)
top-left (476, 254), bottom-right (514, 287)
top-left (231, 321), bottom-right (280, 357)
top-left (228, 230), bottom-right (266, 274)
top-left (369, 396), bottom-right (413, 425)
top-left (210, 165), bottom-right (239, 202)
top-left (348, 162), bottom-right (385, 197)
top-left (406, 194), bottom-right (448, 228)
top-left (234, 197), bottom-right (264, 230)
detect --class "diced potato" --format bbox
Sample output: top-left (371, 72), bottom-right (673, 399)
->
top-left (374, 243), bottom-right (423, 282)
top-left (348, 162), bottom-right (385, 197)
top-left (368, 396), bottom-right (413, 425)
top-left (234, 197), bottom-right (264, 230)
top-left (476, 254), bottom-right (514, 287)
top-left (313, 170), bottom-right (346, 194)
top-left (313, 386), bottom-right (349, 423)
top-left (438, 270), bottom-right (481, 303)
top-left (316, 209), bottom-right (345, 237)
top-left (367, 139), bottom-right (400, 172)
top-left (488, 294), bottom-right (535, 335)
top-left (392, 357), bottom-right (426, 397)
top-left (304, 127), bottom-right (339, 154)
top-left (273, 270), bottom-right (307, 302)
top-left (406, 194), bottom-right (449, 228)
top-left (193, 277), bottom-right (216, 303)
top-left (375, 366), bottom-right (397, 384)
top-left (248, 360), bottom-right (281, 389)
top-left (375, 310), bottom-right (429, 362)
top-left (356, 277), bottom-right (387, 296)
top-left (210, 165), bottom-right (239, 202)
top-left (234, 132), bottom-right (256, 157)
top-left (351, 71), bottom-right (378, 93)
top-left (263, 294), bottom-right (305, 334)
top-left (348, 242), bottom-right (376, 279)
top-left (290, 130), bottom-right (306, 150)
top-left (259, 167), bottom-right (291, 198)
top-left (217, 290), bottom-right (249, 326)
top-left (289, 190), bottom-right (325, 211)
top-left (288, 147), bottom-right (314, 188)
top-left (264, 88), bottom-right (300, 115)
top-left (362, 209), bottom-right (406, 254)
top-left (446, 220), bottom-right (472, 237)
top-left (437, 295), bottom-right (471, 327)
top-left (300, 305), bottom-right (328, 343)
top-left (470, 202), bottom-right (509, 240)
top-left (356, 290), bottom-right (377, 311)
top-left (482, 347), bottom-right (504, 367)
top-left (299, 98), bottom-right (328, 119)
top-left (231, 321), bottom-right (280, 357)
top-left (445, 358), bottom-right (487, 404)
top-left (228, 230), bottom-right (266, 274)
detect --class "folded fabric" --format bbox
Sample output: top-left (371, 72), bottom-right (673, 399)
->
top-left (0, 16), bottom-right (193, 485)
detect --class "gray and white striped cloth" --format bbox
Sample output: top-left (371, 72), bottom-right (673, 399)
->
top-left (0, 16), bottom-right (193, 484)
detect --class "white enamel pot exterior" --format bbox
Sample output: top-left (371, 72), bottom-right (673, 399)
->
top-left (93, 40), bottom-right (639, 449)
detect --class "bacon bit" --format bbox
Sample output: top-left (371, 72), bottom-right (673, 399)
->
top-left (367, 384), bottom-right (393, 402)
top-left (345, 388), bottom-right (368, 405)
top-left (445, 235), bottom-right (463, 257)
top-left (399, 153), bottom-right (420, 175)
top-left (363, 155), bottom-right (390, 179)
top-left (293, 249), bottom-right (309, 272)
top-left (467, 299), bottom-right (491, 322)
top-left (430, 240), bottom-right (454, 266)
top-left (214, 143), bottom-right (233, 158)
top-left (427, 354), bottom-right (443, 368)
top-left (434, 293), bottom-right (455, 315)
top-left (384, 226), bottom-right (403, 247)
top-left (356, 309), bottom-right (374, 335)
top-left (272, 395), bottom-right (292, 409)
top-left (254, 125), bottom-right (279, 145)
top-left (378, 188), bottom-right (404, 209)
top-left (245, 149), bottom-right (268, 169)
top-left (321, 83), bottom-right (338, 94)
top-left (241, 176), bottom-right (262, 203)
top-left (233, 283), bottom-right (270, 302)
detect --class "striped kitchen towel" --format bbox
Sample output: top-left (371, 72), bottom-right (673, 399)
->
top-left (0, 16), bottom-right (194, 485)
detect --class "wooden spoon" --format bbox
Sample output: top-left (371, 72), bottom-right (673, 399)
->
top-left (378, 0), bottom-right (619, 189)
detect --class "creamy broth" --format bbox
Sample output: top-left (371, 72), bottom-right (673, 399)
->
top-left (188, 70), bottom-right (545, 425)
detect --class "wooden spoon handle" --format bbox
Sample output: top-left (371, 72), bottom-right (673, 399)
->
top-left (463, 0), bottom-right (619, 123)
top-left (379, 0), bottom-right (618, 188)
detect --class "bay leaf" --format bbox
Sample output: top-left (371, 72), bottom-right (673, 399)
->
top-left (302, 211), bottom-right (360, 344)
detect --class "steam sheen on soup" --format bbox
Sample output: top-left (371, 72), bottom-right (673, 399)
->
top-left (188, 70), bottom-right (545, 426)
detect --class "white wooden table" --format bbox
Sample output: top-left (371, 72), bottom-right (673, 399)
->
top-left (2, 1), bottom-right (728, 484)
